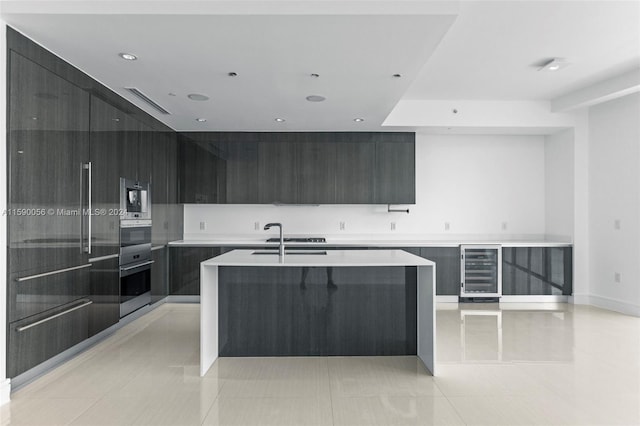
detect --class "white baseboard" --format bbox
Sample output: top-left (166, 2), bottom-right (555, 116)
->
top-left (0, 379), bottom-right (10, 406)
top-left (582, 295), bottom-right (640, 317)
top-left (500, 296), bottom-right (569, 303)
top-left (165, 295), bottom-right (200, 303)
top-left (436, 296), bottom-right (458, 303)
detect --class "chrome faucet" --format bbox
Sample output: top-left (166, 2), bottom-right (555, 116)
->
top-left (264, 223), bottom-right (284, 258)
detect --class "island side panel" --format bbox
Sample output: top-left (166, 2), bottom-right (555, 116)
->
top-left (417, 264), bottom-right (436, 375)
top-left (217, 266), bottom-right (417, 357)
top-left (200, 264), bottom-right (218, 376)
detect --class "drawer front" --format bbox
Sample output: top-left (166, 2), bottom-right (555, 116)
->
top-left (8, 298), bottom-right (91, 378)
top-left (10, 265), bottom-right (91, 323)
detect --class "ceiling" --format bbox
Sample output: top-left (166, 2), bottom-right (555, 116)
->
top-left (2, 1), bottom-right (639, 132)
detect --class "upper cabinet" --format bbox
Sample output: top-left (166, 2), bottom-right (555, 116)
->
top-left (178, 132), bottom-right (415, 205)
top-left (8, 52), bottom-right (91, 274)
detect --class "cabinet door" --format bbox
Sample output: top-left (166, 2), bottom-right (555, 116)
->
top-left (8, 298), bottom-right (91, 378)
top-left (88, 256), bottom-right (119, 337)
top-left (151, 247), bottom-right (168, 304)
top-left (420, 247), bottom-right (461, 296)
top-left (297, 134), bottom-right (337, 204)
top-left (374, 133), bottom-right (415, 204)
top-left (502, 247), bottom-right (572, 296)
top-left (8, 52), bottom-right (90, 275)
top-left (166, 134), bottom-right (183, 241)
top-left (139, 125), bottom-right (169, 244)
top-left (258, 134), bottom-right (298, 204)
top-left (226, 136), bottom-right (259, 203)
top-left (335, 134), bottom-right (375, 204)
top-left (89, 96), bottom-right (126, 258)
top-left (169, 247), bottom-right (219, 295)
top-left (179, 135), bottom-right (226, 203)
top-left (9, 266), bottom-right (91, 323)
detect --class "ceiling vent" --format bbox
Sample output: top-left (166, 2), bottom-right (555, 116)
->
top-left (124, 87), bottom-right (171, 115)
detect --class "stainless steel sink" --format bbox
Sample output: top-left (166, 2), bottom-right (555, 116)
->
top-left (252, 250), bottom-right (327, 255)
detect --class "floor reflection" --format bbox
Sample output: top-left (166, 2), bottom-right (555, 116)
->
top-left (439, 303), bottom-right (574, 363)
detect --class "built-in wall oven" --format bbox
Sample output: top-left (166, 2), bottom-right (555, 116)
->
top-left (120, 179), bottom-right (153, 317)
top-left (120, 178), bottom-right (151, 220)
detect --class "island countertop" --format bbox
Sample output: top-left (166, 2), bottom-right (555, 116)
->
top-left (201, 248), bottom-right (435, 267)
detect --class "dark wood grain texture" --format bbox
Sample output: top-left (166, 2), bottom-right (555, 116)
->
top-left (420, 247), bottom-right (462, 296)
top-left (88, 256), bottom-right (119, 337)
top-left (151, 248), bottom-right (168, 304)
top-left (218, 266), bottom-right (417, 356)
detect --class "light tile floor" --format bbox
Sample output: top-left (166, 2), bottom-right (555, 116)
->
top-left (1, 302), bottom-right (639, 425)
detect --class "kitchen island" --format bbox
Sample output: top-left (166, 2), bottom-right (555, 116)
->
top-left (200, 249), bottom-right (436, 376)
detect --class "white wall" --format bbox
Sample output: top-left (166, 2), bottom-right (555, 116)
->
top-left (587, 93), bottom-right (640, 316)
top-left (184, 133), bottom-right (547, 241)
top-left (544, 129), bottom-right (574, 241)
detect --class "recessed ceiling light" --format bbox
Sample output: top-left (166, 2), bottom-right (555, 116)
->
top-left (538, 58), bottom-right (570, 72)
top-left (168, 93), bottom-right (177, 97)
top-left (275, 118), bottom-right (286, 123)
top-left (119, 53), bottom-right (137, 61)
top-left (310, 73), bottom-right (320, 78)
top-left (228, 72), bottom-right (238, 77)
top-left (306, 95), bottom-right (326, 102)
top-left (188, 93), bottom-right (209, 101)
top-left (195, 118), bottom-right (207, 122)
top-left (353, 118), bottom-right (365, 122)
top-left (392, 74), bottom-right (402, 78)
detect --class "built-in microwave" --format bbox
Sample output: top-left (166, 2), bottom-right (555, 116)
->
top-left (120, 178), bottom-right (151, 220)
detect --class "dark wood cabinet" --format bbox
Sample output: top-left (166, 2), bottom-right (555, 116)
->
top-left (8, 51), bottom-right (91, 275)
top-left (178, 134), bottom-right (227, 203)
top-left (177, 132), bottom-right (415, 205)
top-left (258, 134), bottom-right (298, 204)
top-left (502, 247), bottom-right (572, 295)
top-left (297, 135), bottom-right (337, 204)
top-left (151, 248), bottom-right (168, 304)
top-left (225, 136), bottom-right (259, 203)
top-left (88, 256), bottom-right (119, 337)
top-left (374, 133), bottom-right (416, 204)
top-left (169, 247), bottom-right (221, 295)
top-left (420, 247), bottom-right (461, 296)
top-left (335, 135), bottom-right (376, 203)
top-left (8, 299), bottom-right (91, 378)
top-left (218, 266), bottom-right (417, 356)
top-left (89, 96), bottom-right (126, 258)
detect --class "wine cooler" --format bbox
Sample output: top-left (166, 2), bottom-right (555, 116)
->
top-left (460, 245), bottom-right (502, 298)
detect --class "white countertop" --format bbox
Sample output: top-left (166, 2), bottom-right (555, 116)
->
top-left (171, 238), bottom-right (571, 248)
top-left (201, 249), bottom-right (435, 267)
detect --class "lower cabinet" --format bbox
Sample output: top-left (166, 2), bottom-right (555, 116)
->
top-left (8, 298), bottom-right (91, 378)
top-left (151, 247), bottom-right (168, 304)
top-left (420, 248), bottom-right (461, 296)
top-left (169, 247), bottom-right (221, 295)
top-left (88, 256), bottom-right (120, 337)
top-left (502, 247), bottom-right (573, 295)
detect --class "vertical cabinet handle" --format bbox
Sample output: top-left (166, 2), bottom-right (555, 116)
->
top-left (82, 162), bottom-right (92, 254)
top-left (87, 161), bottom-right (92, 254)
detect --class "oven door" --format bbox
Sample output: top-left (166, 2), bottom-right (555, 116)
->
top-left (120, 260), bottom-right (153, 317)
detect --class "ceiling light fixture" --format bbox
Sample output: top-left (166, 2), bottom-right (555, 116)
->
top-left (538, 58), bottom-right (569, 72)
top-left (228, 72), bottom-right (238, 77)
top-left (119, 53), bottom-right (137, 61)
top-left (393, 74), bottom-right (402, 78)
top-left (275, 118), bottom-right (286, 123)
top-left (306, 95), bottom-right (326, 102)
top-left (195, 118), bottom-right (207, 122)
top-left (310, 73), bottom-right (320, 78)
top-left (353, 118), bottom-right (364, 122)
top-left (188, 93), bottom-right (209, 101)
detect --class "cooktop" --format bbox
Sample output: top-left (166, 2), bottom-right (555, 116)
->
top-left (266, 237), bottom-right (327, 243)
